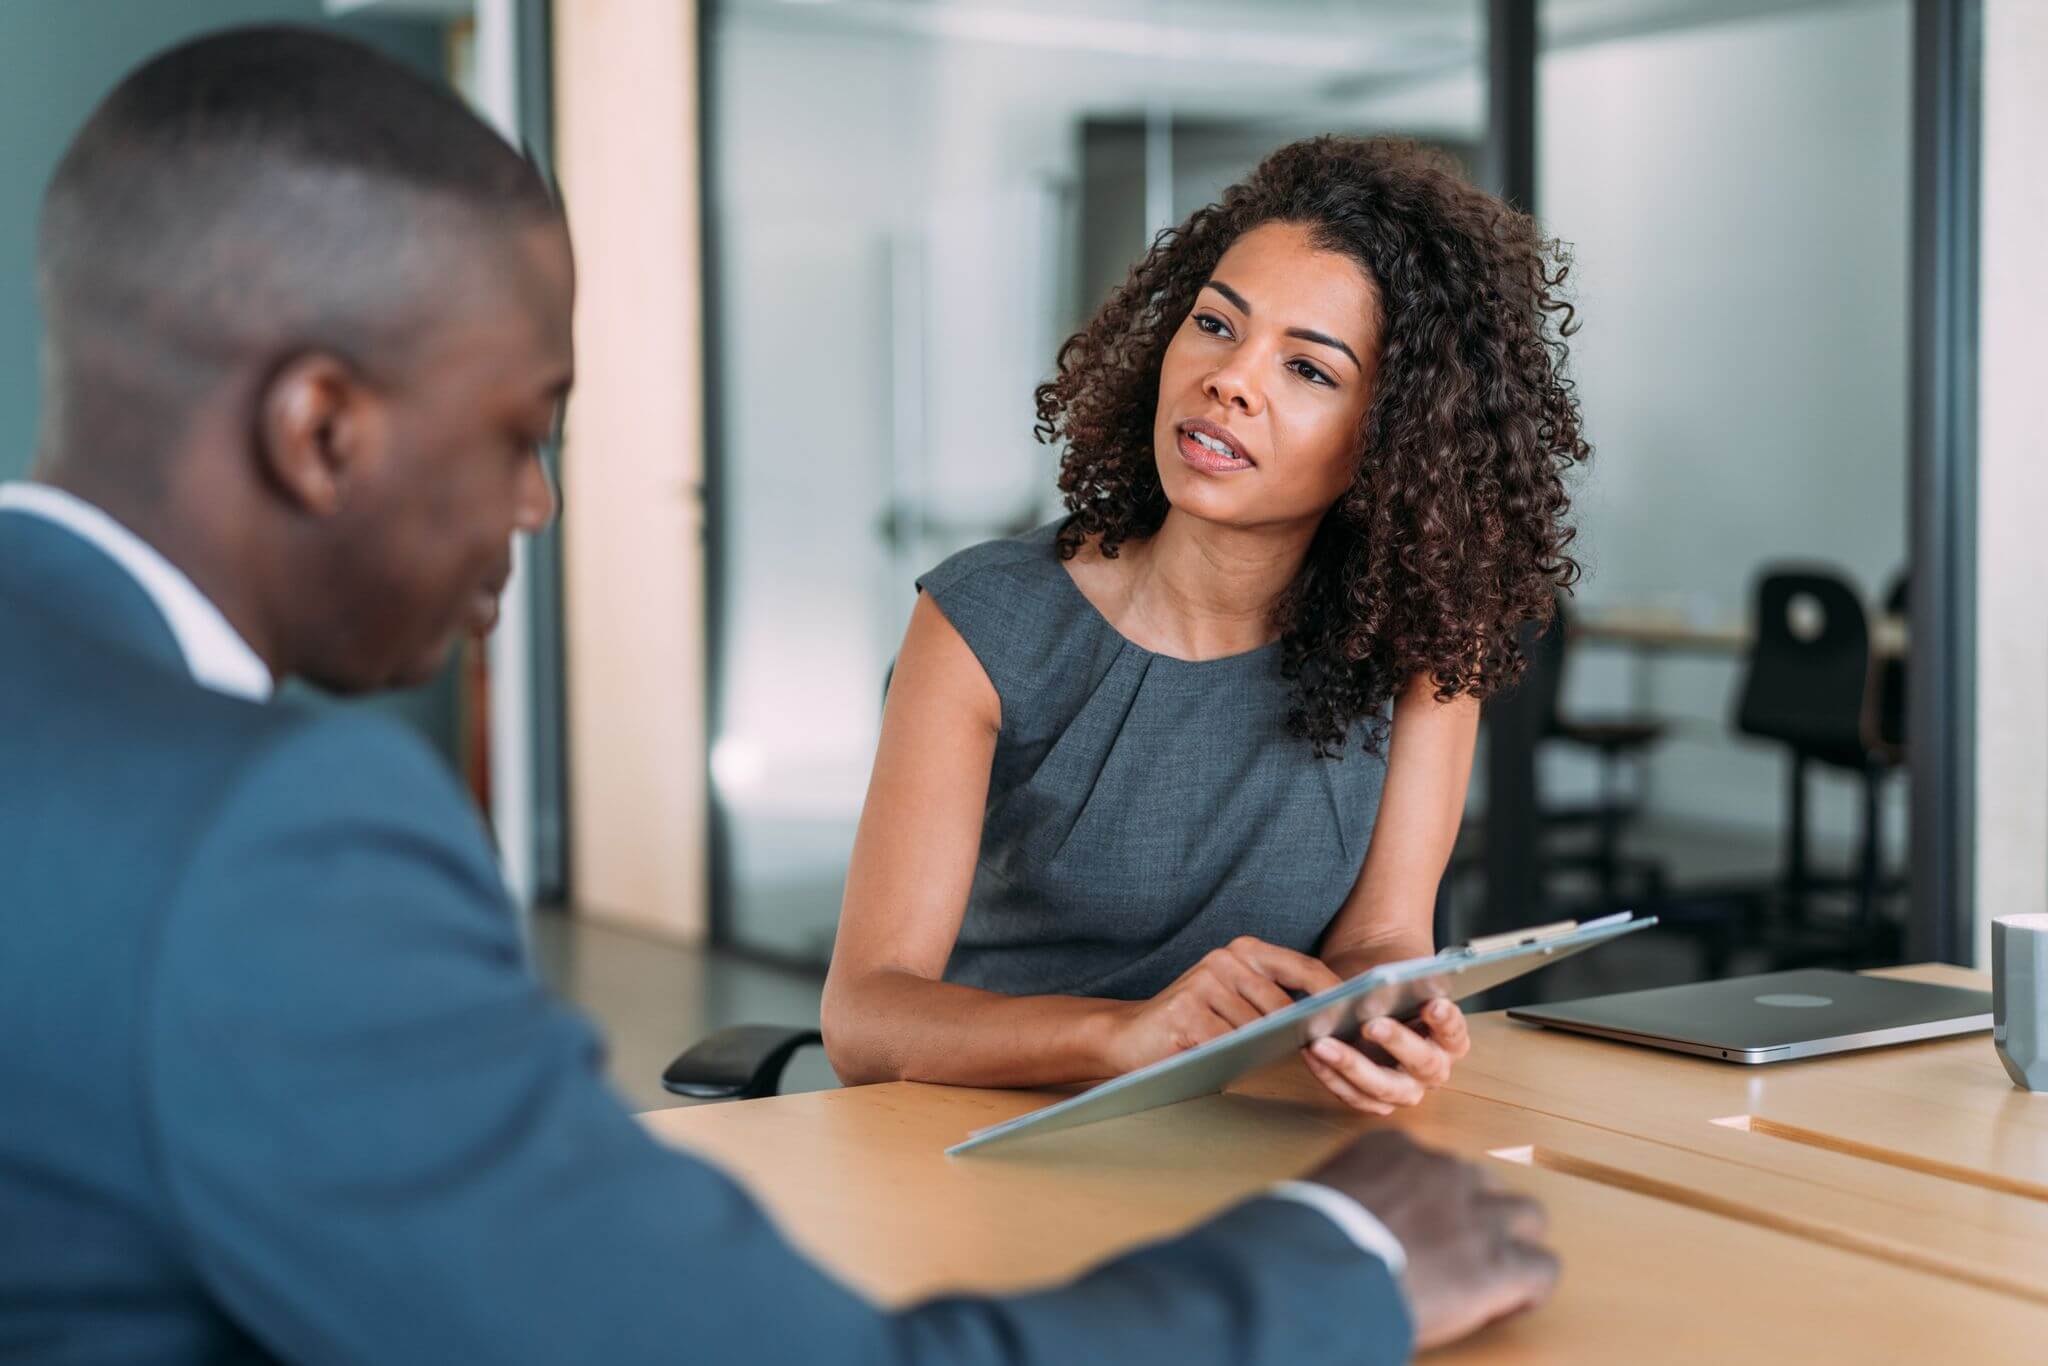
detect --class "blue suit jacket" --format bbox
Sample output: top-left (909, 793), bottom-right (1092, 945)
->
top-left (0, 507), bottom-right (1413, 1365)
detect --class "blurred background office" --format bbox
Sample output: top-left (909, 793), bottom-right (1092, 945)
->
top-left (3, 1), bottom-right (2041, 1108)
top-left (700, 0), bottom-right (1922, 982)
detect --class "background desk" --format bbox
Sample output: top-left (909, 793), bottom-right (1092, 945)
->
top-left (1570, 606), bottom-right (1908, 659)
top-left (642, 965), bottom-right (2048, 1361)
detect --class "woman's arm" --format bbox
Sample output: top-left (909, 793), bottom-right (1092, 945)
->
top-left (822, 595), bottom-right (1343, 1088)
top-left (1321, 673), bottom-right (1480, 974)
top-left (1302, 674), bottom-right (1481, 1112)
top-left (822, 593), bottom-right (1106, 1086)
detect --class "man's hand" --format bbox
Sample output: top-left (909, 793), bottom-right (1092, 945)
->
top-left (1307, 1132), bottom-right (1558, 1351)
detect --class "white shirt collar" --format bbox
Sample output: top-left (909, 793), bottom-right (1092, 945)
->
top-left (0, 481), bottom-right (274, 702)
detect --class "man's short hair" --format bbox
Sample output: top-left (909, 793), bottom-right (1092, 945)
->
top-left (38, 25), bottom-right (560, 428)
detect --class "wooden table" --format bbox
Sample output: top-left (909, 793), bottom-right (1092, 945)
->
top-left (643, 965), bottom-right (2048, 1361)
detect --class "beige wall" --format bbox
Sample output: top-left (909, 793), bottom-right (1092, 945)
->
top-left (555, 0), bottom-right (708, 941)
top-left (1974, 0), bottom-right (2048, 964)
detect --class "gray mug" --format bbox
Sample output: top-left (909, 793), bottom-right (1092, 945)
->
top-left (1993, 914), bottom-right (2048, 1091)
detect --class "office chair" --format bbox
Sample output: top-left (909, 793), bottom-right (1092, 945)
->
top-left (1874, 569), bottom-right (1908, 758)
top-left (663, 1024), bottom-right (823, 1100)
top-left (1441, 606), bottom-right (1691, 965)
top-left (1733, 568), bottom-right (1900, 959)
top-left (1527, 596), bottom-right (1672, 913)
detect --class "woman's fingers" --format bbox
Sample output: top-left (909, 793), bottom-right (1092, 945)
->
top-left (1420, 998), bottom-right (1472, 1058)
top-left (1217, 959), bottom-right (1296, 1017)
top-left (1191, 939), bottom-right (1335, 1025)
top-left (1364, 1016), bottom-right (1454, 1086)
top-left (1303, 1043), bottom-right (1396, 1114)
top-left (1229, 937), bottom-right (1344, 995)
top-left (1201, 985), bottom-right (1264, 1030)
top-left (1308, 1037), bottom-right (1426, 1107)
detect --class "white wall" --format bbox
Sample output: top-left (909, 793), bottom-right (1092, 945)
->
top-left (1538, 0), bottom-right (1912, 848)
top-left (1973, 0), bottom-right (2048, 964)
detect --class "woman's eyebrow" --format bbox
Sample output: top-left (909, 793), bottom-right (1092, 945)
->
top-left (1284, 327), bottom-right (1360, 369)
top-left (1201, 279), bottom-right (1360, 369)
top-left (1202, 279), bottom-right (1252, 313)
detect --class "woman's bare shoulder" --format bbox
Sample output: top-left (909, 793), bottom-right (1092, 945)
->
top-left (1058, 527), bottom-right (1136, 614)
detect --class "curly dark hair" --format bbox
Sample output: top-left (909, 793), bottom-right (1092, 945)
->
top-left (1035, 135), bottom-right (1586, 757)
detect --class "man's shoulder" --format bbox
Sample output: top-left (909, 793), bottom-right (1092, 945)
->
top-left (0, 586), bottom-right (482, 891)
top-left (206, 701), bottom-right (484, 856)
top-left (1, 588), bottom-right (277, 855)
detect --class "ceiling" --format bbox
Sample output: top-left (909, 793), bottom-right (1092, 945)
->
top-left (725, 0), bottom-right (1891, 80)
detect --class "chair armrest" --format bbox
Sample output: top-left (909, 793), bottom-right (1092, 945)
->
top-left (661, 1024), bottom-right (824, 1100)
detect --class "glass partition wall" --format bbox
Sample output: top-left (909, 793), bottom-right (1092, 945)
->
top-left (1521, 0), bottom-right (1915, 987)
top-left (703, 0), bottom-right (1485, 962)
top-left (703, 0), bottom-right (1920, 982)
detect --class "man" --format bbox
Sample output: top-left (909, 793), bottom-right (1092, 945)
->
top-left (0, 27), bottom-right (1557, 1364)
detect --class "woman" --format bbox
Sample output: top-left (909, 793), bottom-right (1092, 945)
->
top-left (821, 136), bottom-right (1585, 1113)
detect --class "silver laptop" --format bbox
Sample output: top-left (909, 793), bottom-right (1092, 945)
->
top-left (1507, 968), bottom-right (1992, 1064)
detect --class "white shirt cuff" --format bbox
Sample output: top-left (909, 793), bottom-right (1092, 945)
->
top-left (1266, 1180), bottom-right (1408, 1277)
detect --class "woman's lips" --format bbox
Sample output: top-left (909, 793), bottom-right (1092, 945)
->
top-left (1176, 424), bottom-right (1255, 473)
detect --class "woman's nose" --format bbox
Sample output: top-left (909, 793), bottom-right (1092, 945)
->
top-left (1203, 358), bottom-right (1263, 416)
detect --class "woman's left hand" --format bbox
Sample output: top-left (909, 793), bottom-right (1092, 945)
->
top-left (1301, 997), bottom-right (1471, 1114)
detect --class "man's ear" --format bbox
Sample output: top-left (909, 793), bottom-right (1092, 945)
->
top-left (255, 352), bottom-right (383, 517)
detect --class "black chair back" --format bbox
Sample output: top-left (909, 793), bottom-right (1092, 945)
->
top-left (1734, 569), bottom-right (1871, 765)
top-left (1876, 569), bottom-right (1908, 753)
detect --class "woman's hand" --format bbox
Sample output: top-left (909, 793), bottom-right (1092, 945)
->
top-left (1099, 937), bottom-right (1342, 1075)
top-left (1301, 997), bottom-right (1471, 1115)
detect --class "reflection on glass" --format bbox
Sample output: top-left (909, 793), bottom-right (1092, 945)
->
top-left (706, 0), bottom-right (1484, 959)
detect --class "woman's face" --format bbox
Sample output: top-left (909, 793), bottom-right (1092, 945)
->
top-left (1151, 220), bottom-right (1380, 533)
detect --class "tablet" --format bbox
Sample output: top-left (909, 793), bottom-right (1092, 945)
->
top-left (947, 912), bottom-right (1657, 1155)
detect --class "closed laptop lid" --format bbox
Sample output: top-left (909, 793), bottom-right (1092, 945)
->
top-left (1509, 969), bottom-right (1992, 1052)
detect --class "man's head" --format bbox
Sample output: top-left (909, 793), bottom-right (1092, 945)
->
top-left (36, 25), bottom-right (573, 692)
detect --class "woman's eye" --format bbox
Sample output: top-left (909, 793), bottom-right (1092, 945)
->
top-left (1290, 359), bottom-right (1333, 386)
top-left (1194, 313), bottom-right (1230, 337)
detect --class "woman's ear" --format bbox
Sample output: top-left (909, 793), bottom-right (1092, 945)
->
top-left (255, 351), bottom-right (384, 517)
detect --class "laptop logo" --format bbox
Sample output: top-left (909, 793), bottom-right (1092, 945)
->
top-left (1755, 993), bottom-right (1834, 1008)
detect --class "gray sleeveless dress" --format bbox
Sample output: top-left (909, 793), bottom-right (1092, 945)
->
top-left (915, 519), bottom-right (1389, 1001)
